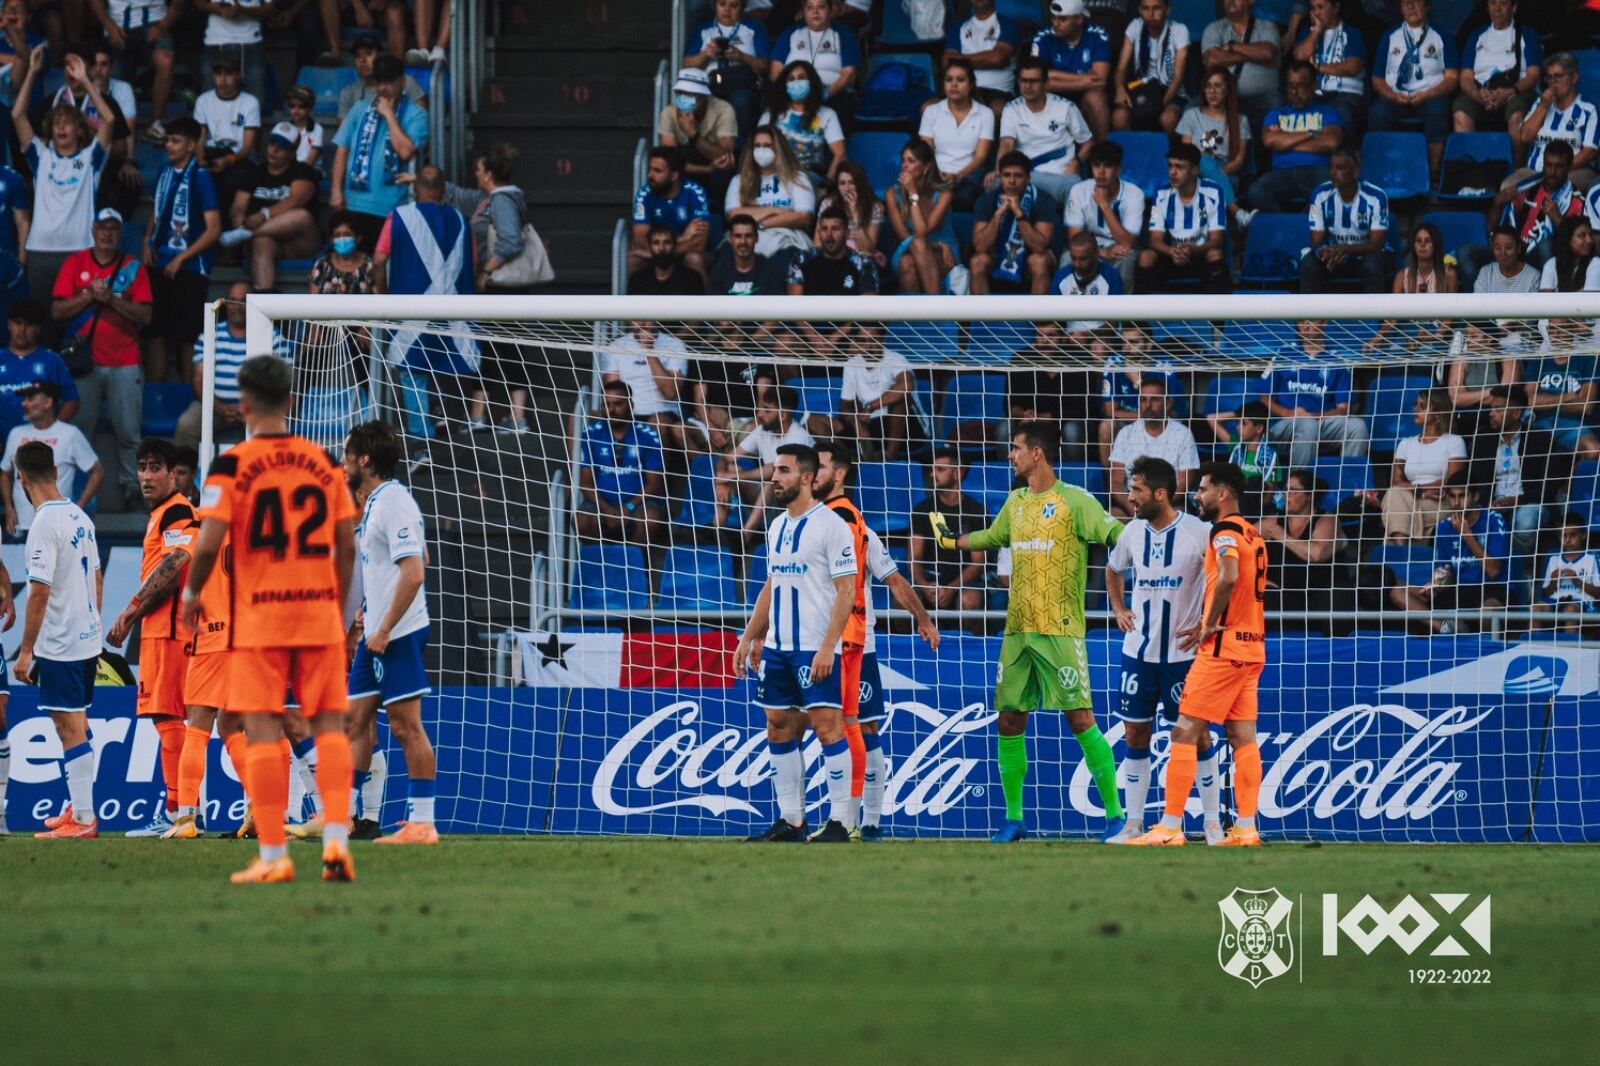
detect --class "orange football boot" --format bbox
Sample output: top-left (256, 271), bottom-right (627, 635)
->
top-left (1125, 824), bottom-right (1187, 846)
top-left (1214, 826), bottom-right (1262, 847)
top-left (230, 856), bottom-right (296, 884)
top-left (322, 841), bottom-right (357, 882)
top-left (374, 821), bottom-right (439, 845)
top-left (34, 819), bottom-right (98, 839)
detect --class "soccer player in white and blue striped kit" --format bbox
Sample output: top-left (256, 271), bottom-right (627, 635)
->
top-left (734, 443), bottom-right (859, 843)
top-left (1102, 456), bottom-right (1224, 844)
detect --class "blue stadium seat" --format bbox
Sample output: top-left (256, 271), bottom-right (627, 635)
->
top-left (407, 66), bottom-right (451, 106)
top-left (1362, 131), bottom-right (1431, 201)
top-left (854, 461), bottom-right (928, 534)
top-left (857, 52), bottom-right (937, 125)
top-left (1366, 542), bottom-right (1435, 589)
top-left (963, 460), bottom-right (1018, 516)
top-left (1424, 211), bottom-right (1488, 260)
top-left (950, 210), bottom-right (974, 249)
top-left (967, 320), bottom-right (1035, 364)
top-left (1152, 319), bottom-right (1213, 352)
top-left (1058, 462), bottom-right (1107, 503)
top-left (1437, 132), bottom-right (1513, 202)
top-left (1568, 460), bottom-right (1600, 526)
top-left (887, 320), bottom-right (960, 363)
top-left (879, 0), bottom-right (953, 47)
top-left (847, 131), bottom-right (911, 196)
top-left (1238, 213), bottom-right (1310, 286)
top-left (745, 543), bottom-right (768, 604)
top-left (1365, 373), bottom-right (1433, 453)
top-left (783, 374), bottom-right (842, 420)
top-left (294, 65), bottom-right (360, 118)
top-left (1219, 318), bottom-right (1297, 358)
top-left (1311, 457), bottom-right (1373, 512)
top-left (1200, 371), bottom-right (1260, 441)
top-left (1108, 131), bottom-right (1170, 201)
top-left (675, 454), bottom-right (741, 532)
top-left (134, 141), bottom-right (168, 190)
top-left (141, 382), bottom-right (195, 437)
top-left (1174, 0), bottom-right (1220, 35)
top-left (996, 0), bottom-right (1044, 21)
top-left (657, 547), bottom-right (738, 611)
top-left (570, 545), bottom-right (650, 612)
top-left (937, 372), bottom-right (1008, 443)
top-left (120, 217), bottom-right (148, 257)
top-left (1578, 50), bottom-right (1600, 109)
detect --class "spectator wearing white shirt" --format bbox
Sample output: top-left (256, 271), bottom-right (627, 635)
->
top-left (1107, 377), bottom-right (1199, 520)
top-left (838, 330), bottom-right (927, 462)
top-left (1382, 388), bottom-right (1468, 542)
top-left (1508, 51), bottom-right (1598, 192)
top-left (0, 380), bottom-right (101, 536)
top-left (725, 127), bottom-right (816, 264)
top-left (729, 383), bottom-right (813, 540)
top-left (282, 84), bottom-right (326, 168)
top-left (95, 0), bottom-right (177, 143)
top-left (193, 54), bottom-right (261, 206)
top-left (1536, 514), bottom-right (1599, 630)
top-left (768, 0), bottom-right (861, 126)
top-left (1539, 215), bottom-right (1600, 292)
top-left (195, 0), bottom-right (269, 102)
top-left (1064, 139), bottom-right (1145, 291)
top-left (681, 0), bottom-right (770, 142)
top-left (918, 58), bottom-right (995, 212)
top-left (995, 56), bottom-right (1093, 204)
top-left (1112, 0), bottom-right (1190, 134)
top-left (54, 40), bottom-right (140, 218)
top-left (943, 0), bottom-right (1020, 108)
top-left (1291, 0), bottom-right (1367, 145)
top-left (1300, 149), bottom-right (1390, 294)
top-left (1368, 0), bottom-right (1460, 178)
top-left (763, 60), bottom-right (845, 186)
top-left (599, 321), bottom-right (691, 455)
top-left (1136, 142), bottom-right (1228, 294)
top-left (1453, 0), bottom-right (1541, 139)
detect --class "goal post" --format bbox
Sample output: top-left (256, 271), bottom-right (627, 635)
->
top-left (227, 291), bottom-right (1600, 842)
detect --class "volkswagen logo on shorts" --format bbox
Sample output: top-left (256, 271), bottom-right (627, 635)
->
top-left (797, 665), bottom-right (814, 688)
top-left (859, 680), bottom-right (873, 703)
top-left (1169, 680), bottom-right (1186, 705)
top-left (1058, 665), bottom-right (1080, 690)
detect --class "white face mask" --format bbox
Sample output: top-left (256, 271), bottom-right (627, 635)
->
top-left (752, 146), bottom-right (776, 168)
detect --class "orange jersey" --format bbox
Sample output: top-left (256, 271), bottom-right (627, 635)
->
top-left (198, 434), bottom-right (357, 649)
top-left (826, 494), bottom-right (869, 647)
top-left (1203, 515), bottom-right (1268, 663)
top-left (139, 492), bottom-right (198, 639)
top-left (188, 534), bottom-right (233, 655)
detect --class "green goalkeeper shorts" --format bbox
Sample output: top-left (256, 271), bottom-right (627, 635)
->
top-left (994, 633), bottom-right (1092, 713)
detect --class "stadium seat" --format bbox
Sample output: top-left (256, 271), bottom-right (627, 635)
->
top-left (1152, 319), bottom-right (1213, 353)
top-left (1366, 542), bottom-right (1435, 589)
top-left (857, 53), bottom-right (936, 125)
top-left (1311, 457), bottom-right (1374, 513)
top-left (854, 461), bottom-right (928, 534)
top-left (657, 547), bottom-right (738, 611)
top-left (1361, 132), bottom-right (1431, 201)
top-left (996, 0), bottom-right (1044, 21)
top-left (1437, 132), bottom-right (1513, 202)
top-left (1107, 131), bottom-right (1170, 201)
top-left (847, 131), bottom-right (910, 197)
top-left (887, 320), bottom-right (960, 363)
top-left (967, 320), bottom-right (1035, 364)
top-left (950, 210), bottom-right (974, 249)
top-left (1579, 50), bottom-right (1600, 108)
top-left (1219, 318), bottom-right (1297, 358)
top-left (937, 372), bottom-right (1008, 444)
top-left (1365, 373), bottom-right (1434, 454)
top-left (878, 0), bottom-right (953, 47)
top-left (1200, 371), bottom-right (1260, 441)
top-left (783, 375), bottom-right (842, 420)
top-left (407, 65), bottom-right (451, 106)
top-left (1058, 461), bottom-right (1107, 502)
top-left (1174, 0), bottom-right (1220, 35)
top-left (141, 382), bottom-right (195, 437)
top-left (963, 460), bottom-right (1018, 517)
top-left (1424, 211), bottom-right (1488, 260)
top-left (745, 543), bottom-right (768, 604)
top-left (1238, 213), bottom-right (1310, 286)
top-left (675, 454), bottom-right (741, 532)
top-left (569, 545), bottom-right (650, 613)
top-left (294, 64), bottom-right (360, 118)
top-left (1567, 460), bottom-right (1600, 526)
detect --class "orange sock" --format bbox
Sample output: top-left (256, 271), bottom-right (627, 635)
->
top-left (277, 737), bottom-right (291, 790)
top-left (1233, 742), bottom-right (1262, 822)
top-left (244, 742), bottom-right (288, 848)
top-left (223, 733), bottom-right (250, 800)
top-left (178, 725), bottom-right (210, 809)
top-left (315, 731), bottom-right (354, 828)
top-left (844, 720), bottom-right (866, 800)
top-left (1163, 742), bottom-right (1198, 821)
top-left (154, 718), bottom-right (186, 813)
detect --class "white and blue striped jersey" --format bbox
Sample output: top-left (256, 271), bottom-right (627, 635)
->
top-left (1149, 179), bottom-right (1226, 246)
top-left (1308, 181), bottom-right (1390, 245)
top-left (862, 525), bottom-right (899, 656)
top-left (764, 502), bottom-right (857, 652)
top-left (1525, 96), bottom-right (1600, 171)
top-left (24, 499), bottom-right (101, 661)
top-left (1304, 22), bottom-right (1366, 97)
top-left (1107, 511), bottom-right (1208, 663)
top-left (357, 480), bottom-right (429, 642)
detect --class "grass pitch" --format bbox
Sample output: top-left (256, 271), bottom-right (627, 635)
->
top-left (2, 837), bottom-right (1596, 1063)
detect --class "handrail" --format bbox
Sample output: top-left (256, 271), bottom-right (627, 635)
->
top-left (651, 58), bottom-right (669, 144)
top-left (630, 136), bottom-right (648, 202)
top-left (609, 217), bottom-right (627, 296)
top-left (670, 0), bottom-right (686, 81)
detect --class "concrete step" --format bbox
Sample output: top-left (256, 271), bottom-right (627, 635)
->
top-left (496, 0), bottom-right (670, 52)
top-left (483, 68), bottom-right (656, 129)
top-left (470, 126), bottom-right (642, 206)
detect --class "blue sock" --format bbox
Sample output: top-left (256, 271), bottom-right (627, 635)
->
top-left (862, 730), bottom-right (882, 752)
top-left (291, 737), bottom-right (316, 759)
top-left (407, 777), bottom-right (436, 823)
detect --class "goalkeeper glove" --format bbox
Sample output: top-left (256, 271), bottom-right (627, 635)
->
top-left (927, 511), bottom-right (958, 551)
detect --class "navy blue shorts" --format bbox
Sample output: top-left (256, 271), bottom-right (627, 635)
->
top-left (37, 656), bottom-right (98, 714)
top-left (856, 652), bottom-right (886, 724)
top-left (755, 647), bottom-right (844, 711)
top-left (1116, 654), bottom-right (1193, 723)
top-left (348, 627), bottom-right (431, 707)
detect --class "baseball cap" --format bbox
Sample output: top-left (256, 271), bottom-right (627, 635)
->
top-left (351, 31), bottom-right (383, 53)
top-left (1050, 0), bottom-right (1086, 16)
top-left (673, 68), bottom-right (711, 96)
top-left (94, 207), bottom-right (123, 225)
top-left (211, 53), bottom-right (241, 73)
top-left (269, 121), bottom-right (300, 149)
top-left (19, 380), bottom-right (62, 401)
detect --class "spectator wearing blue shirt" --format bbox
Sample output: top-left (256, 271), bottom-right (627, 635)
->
top-left (0, 297), bottom-right (78, 438)
top-left (577, 380), bottom-right (667, 551)
top-left (1290, 0), bottom-right (1367, 146)
top-left (944, 0), bottom-right (1021, 110)
top-left (1453, 0), bottom-right (1541, 140)
top-left (1369, 0), bottom-right (1459, 179)
top-left (1300, 149), bottom-right (1390, 293)
top-left (1391, 473), bottom-right (1508, 632)
top-left (1260, 318), bottom-right (1368, 468)
top-left (1246, 60), bottom-right (1342, 214)
top-left (1030, 0), bottom-right (1111, 142)
top-left (970, 151), bottom-right (1057, 295)
top-left (0, 163), bottom-right (26, 258)
top-left (331, 54), bottom-right (428, 252)
top-left (768, 0), bottom-right (861, 127)
top-left (0, 247), bottom-right (24, 324)
top-left (1522, 328), bottom-right (1600, 463)
top-left (145, 115), bottom-right (221, 385)
top-left (629, 145), bottom-right (712, 281)
top-left (682, 0), bottom-right (770, 142)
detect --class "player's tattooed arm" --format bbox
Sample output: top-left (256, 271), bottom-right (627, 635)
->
top-left (107, 549), bottom-right (192, 646)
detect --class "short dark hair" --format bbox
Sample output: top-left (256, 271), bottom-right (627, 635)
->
top-left (371, 54), bottom-right (405, 83)
top-left (996, 149), bottom-right (1031, 173)
top-left (816, 205), bottom-right (849, 227)
top-left (6, 297), bottom-right (46, 327)
top-left (1012, 420), bottom-right (1060, 463)
top-left (1286, 58), bottom-right (1317, 82)
top-left (1329, 147), bottom-right (1358, 169)
top-left (933, 445), bottom-right (962, 466)
top-left (1443, 470), bottom-right (1476, 495)
top-left (1166, 142), bottom-right (1202, 168)
top-left (136, 438), bottom-right (179, 467)
top-left (1490, 223), bottom-right (1523, 249)
top-left (1563, 511), bottom-right (1588, 530)
top-left (646, 221), bottom-right (677, 243)
top-left (1086, 140), bottom-right (1123, 168)
top-left (726, 213), bottom-right (759, 234)
top-left (767, 383), bottom-right (797, 414)
top-left (1240, 400), bottom-right (1269, 423)
top-left (1546, 138), bottom-right (1575, 163)
top-left (1129, 455), bottom-right (1178, 500)
top-left (1138, 375), bottom-right (1168, 395)
top-left (602, 379), bottom-right (630, 398)
top-left (173, 444), bottom-right (199, 471)
top-left (236, 356), bottom-right (294, 411)
top-left (1286, 468), bottom-right (1319, 493)
top-left (648, 145), bottom-right (685, 175)
top-left (346, 420), bottom-right (402, 480)
top-left (19, 379), bottom-right (61, 402)
top-left (776, 442), bottom-right (818, 476)
top-left (815, 439), bottom-right (855, 478)
top-left (1198, 460), bottom-right (1247, 503)
top-left (1016, 56), bottom-right (1048, 80)
top-left (166, 115), bottom-right (202, 142)
top-left (15, 440), bottom-right (55, 482)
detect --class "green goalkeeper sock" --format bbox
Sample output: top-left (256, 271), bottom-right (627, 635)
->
top-left (997, 733), bottom-right (1027, 822)
top-left (1075, 725), bottom-right (1125, 821)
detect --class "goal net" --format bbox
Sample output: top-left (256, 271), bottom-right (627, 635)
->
top-left (233, 292), bottom-right (1600, 843)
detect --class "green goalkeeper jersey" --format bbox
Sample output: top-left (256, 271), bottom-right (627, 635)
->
top-left (968, 479), bottom-right (1123, 637)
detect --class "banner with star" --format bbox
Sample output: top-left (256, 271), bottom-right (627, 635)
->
top-left (517, 631), bottom-right (739, 688)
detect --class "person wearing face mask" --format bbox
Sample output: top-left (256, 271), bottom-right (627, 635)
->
top-left (768, 0), bottom-right (861, 127)
top-left (659, 68), bottom-right (739, 207)
top-left (761, 59), bottom-right (845, 187)
top-left (724, 127), bottom-right (816, 265)
top-left (310, 211), bottom-right (375, 296)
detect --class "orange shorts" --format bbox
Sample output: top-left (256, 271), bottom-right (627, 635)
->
top-left (1177, 656), bottom-right (1264, 724)
top-left (136, 636), bottom-right (189, 717)
top-left (183, 649), bottom-right (229, 710)
top-left (226, 645), bottom-right (348, 717)
top-left (840, 643), bottom-right (863, 719)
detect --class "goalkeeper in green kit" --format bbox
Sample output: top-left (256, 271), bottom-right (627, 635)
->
top-left (928, 422), bottom-right (1128, 843)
